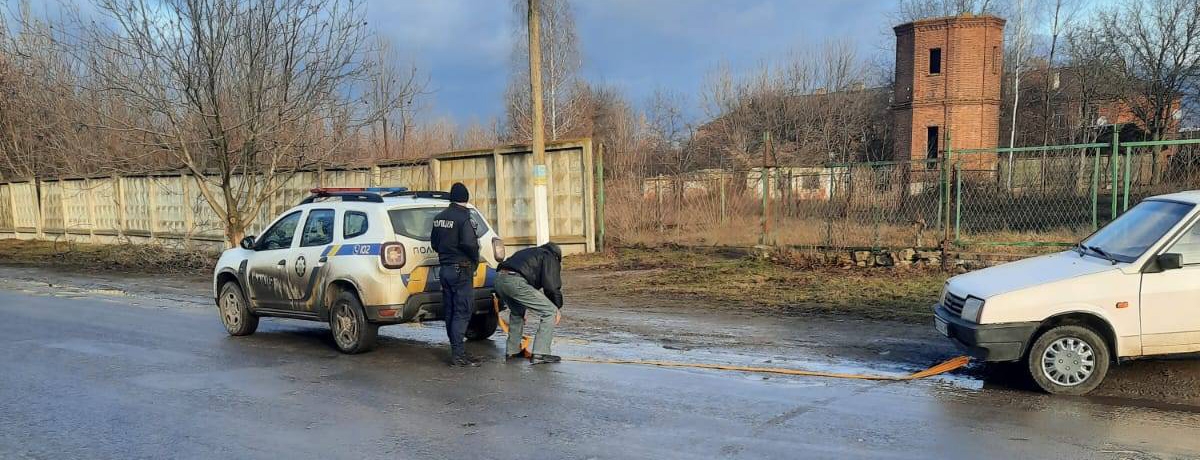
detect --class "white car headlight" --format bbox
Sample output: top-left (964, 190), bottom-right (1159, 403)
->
top-left (939, 284), bottom-right (949, 306)
top-left (961, 297), bottom-right (985, 323)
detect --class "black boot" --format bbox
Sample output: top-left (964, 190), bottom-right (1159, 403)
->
top-left (530, 354), bottom-right (561, 365)
top-left (450, 356), bottom-right (480, 367)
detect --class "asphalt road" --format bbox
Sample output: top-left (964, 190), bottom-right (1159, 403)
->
top-left (1, 274), bottom-right (1199, 459)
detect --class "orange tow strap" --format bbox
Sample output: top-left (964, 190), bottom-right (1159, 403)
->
top-left (494, 297), bottom-right (970, 380)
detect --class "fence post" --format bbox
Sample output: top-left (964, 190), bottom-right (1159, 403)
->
top-left (114, 175), bottom-right (126, 238)
top-left (85, 178), bottom-right (97, 243)
top-left (1122, 146), bottom-right (1132, 212)
top-left (718, 173), bottom-right (726, 223)
top-left (1111, 133), bottom-right (1120, 220)
top-left (954, 164), bottom-right (962, 242)
top-left (595, 143), bottom-right (605, 252)
top-left (60, 181), bottom-right (70, 237)
top-left (34, 178), bottom-right (43, 239)
top-left (148, 177), bottom-right (159, 241)
top-left (824, 169), bottom-right (833, 247)
top-left (370, 164), bottom-right (382, 187)
top-left (656, 178), bottom-right (663, 233)
top-left (7, 182), bottom-right (17, 236)
top-left (763, 131), bottom-right (772, 247)
top-left (181, 174), bottom-right (194, 246)
top-left (1091, 148), bottom-right (1100, 231)
top-left (760, 167), bottom-right (770, 245)
top-left (941, 131), bottom-right (952, 270)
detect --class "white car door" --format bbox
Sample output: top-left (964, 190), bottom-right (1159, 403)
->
top-left (246, 210), bottom-right (303, 310)
top-left (288, 208), bottom-right (336, 312)
top-left (1140, 220), bottom-right (1200, 355)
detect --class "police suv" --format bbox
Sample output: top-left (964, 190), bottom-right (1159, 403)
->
top-left (212, 187), bottom-right (505, 354)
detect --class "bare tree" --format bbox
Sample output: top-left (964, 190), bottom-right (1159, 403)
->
top-left (368, 36), bottom-right (426, 161)
top-left (78, 0), bottom-right (388, 246)
top-left (1062, 24), bottom-right (1124, 143)
top-left (893, 0), bottom-right (1003, 23)
top-left (1038, 0), bottom-right (1086, 145)
top-left (694, 40), bottom-right (888, 169)
top-left (647, 88), bottom-right (694, 176)
top-left (1100, 0), bottom-right (1200, 181)
top-left (457, 118), bottom-right (500, 150)
top-left (505, 0), bottom-right (584, 142)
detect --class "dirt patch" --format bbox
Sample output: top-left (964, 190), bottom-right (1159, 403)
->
top-left (566, 245), bottom-right (949, 323)
top-left (0, 239), bottom-right (216, 276)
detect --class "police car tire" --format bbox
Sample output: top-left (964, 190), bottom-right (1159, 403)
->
top-left (1026, 325), bottom-right (1109, 396)
top-left (330, 290), bottom-right (378, 354)
top-left (218, 282), bottom-right (258, 336)
top-left (465, 309), bottom-right (498, 341)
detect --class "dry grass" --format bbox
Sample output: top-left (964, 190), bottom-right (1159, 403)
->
top-left (0, 238), bottom-right (217, 275)
top-left (566, 245), bottom-right (950, 323)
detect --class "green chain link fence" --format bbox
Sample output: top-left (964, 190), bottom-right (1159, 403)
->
top-left (617, 135), bottom-right (1200, 255)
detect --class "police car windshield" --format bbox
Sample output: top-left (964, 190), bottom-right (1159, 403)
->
top-left (388, 206), bottom-right (489, 241)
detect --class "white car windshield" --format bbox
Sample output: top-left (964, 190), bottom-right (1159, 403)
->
top-left (1080, 200), bottom-right (1194, 263)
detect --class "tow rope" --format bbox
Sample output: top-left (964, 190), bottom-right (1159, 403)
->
top-left (493, 299), bottom-right (970, 381)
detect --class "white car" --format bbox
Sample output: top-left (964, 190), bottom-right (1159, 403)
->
top-left (212, 188), bottom-right (505, 354)
top-left (936, 191), bottom-right (1200, 394)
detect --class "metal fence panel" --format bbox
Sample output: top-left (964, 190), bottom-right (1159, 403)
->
top-left (92, 178), bottom-right (120, 234)
top-left (439, 154), bottom-right (498, 224)
top-left (0, 184), bottom-right (11, 230)
top-left (42, 181), bottom-right (64, 232)
top-left (11, 182), bottom-right (38, 229)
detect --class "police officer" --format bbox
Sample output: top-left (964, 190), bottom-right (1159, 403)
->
top-left (495, 242), bottom-right (563, 364)
top-left (431, 182), bottom-right (481, 367)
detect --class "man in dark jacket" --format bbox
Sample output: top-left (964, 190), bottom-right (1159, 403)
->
top-left (495, 242), bottom-right (563, 364)
top-left (430, 182), bottom-right (481, 367)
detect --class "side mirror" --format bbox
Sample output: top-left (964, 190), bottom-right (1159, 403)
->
top-left (1157, 253), bottom-right (1182, 271)
top-left (240, 236), bottom-right (256, 250)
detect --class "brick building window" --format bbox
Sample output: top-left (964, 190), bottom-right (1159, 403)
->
top-left (929, 48), bottom-right (942, 74)
top-left (992, 46), bottom-right (999, 74)
top-left (926, 126), bottom-right (940, 169)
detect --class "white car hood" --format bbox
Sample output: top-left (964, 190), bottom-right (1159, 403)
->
top-left (948, 251), bottom-right (1121, 299)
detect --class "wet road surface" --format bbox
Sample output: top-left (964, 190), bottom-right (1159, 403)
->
top-left (1, 270), bottom-right (1199, 459)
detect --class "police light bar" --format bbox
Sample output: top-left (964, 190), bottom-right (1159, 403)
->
top-left (309, 187), bottom-right (409, 194)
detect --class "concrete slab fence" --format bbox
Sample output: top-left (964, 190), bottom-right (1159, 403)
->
top-left (0, 139), bottom-right (597, 254)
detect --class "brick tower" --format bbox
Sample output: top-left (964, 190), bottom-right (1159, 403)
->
top-left (892, 15), bottom-right (1005, 169)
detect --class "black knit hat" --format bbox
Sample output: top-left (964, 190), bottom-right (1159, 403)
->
top-left (449, 182), bottom-right (469, 203)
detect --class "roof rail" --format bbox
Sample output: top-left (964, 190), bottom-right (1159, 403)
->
top-left (384, 190), bottom-right (451, 200)
top-left (299, 192), bottom-right (385, 205)
top-left (299, 187), bottom-right (407, 205)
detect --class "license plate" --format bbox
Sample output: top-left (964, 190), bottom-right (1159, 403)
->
top-left (935, 318), bottom-right (949, 337)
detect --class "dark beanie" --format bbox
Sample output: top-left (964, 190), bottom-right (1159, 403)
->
top-left (449, 182), bottom-right (469, 203)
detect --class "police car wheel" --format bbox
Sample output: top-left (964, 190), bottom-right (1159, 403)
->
top-left (329, 290), bottom-right (378, 354)
top-left (218, 282), bottom-right (258, 336)
top-left (465, 309), bottom-right (498, 341)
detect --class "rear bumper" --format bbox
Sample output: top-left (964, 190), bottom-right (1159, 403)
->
top-left (365, 288), bottom-right (497, 323)
top-left (934, 305), bottom-right (1039, 362)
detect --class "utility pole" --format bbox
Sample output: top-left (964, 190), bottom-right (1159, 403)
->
top-left (528, 0), bottom-right (550, 245)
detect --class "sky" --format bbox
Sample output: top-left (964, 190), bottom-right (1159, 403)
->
top-left (367, 0), bottom-right (900, 124)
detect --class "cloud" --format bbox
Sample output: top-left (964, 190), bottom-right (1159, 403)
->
top-left (366, 0), bottom-right (901, 122)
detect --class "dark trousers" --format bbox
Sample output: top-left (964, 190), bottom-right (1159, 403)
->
top-left (439, 264), bottom-right (474, 359)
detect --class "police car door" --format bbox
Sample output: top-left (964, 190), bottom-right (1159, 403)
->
top-left (288, 208), bottom-right (335, 312)
top-left (246, 210), bottom-right (303, 310)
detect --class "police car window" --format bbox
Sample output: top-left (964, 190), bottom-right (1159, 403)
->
top-left (344, 211), bottom-right (369, 239)
top-left (388, 206), bottom-right (489, 241)
top-left (257, 211), bottom-right (302, 250)
top-left (300, 209), bottom-right (335, 247)
top-left (469, 210), bottom-right (489, 235)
